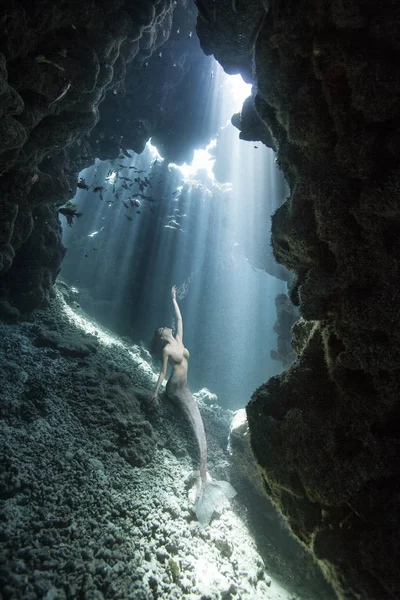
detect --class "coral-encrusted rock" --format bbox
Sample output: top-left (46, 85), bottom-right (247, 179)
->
top-left (0, 204), bottom-right (65, 315)
top-left (196, 0), bottom-right (266, 82)
top-left (231, 95), bottom-right (275, 149)
top-left (270, 294), bottom-right (298, 369)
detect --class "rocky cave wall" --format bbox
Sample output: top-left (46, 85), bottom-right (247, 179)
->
top-left (196, 1), bottom-right (400, 599)
top-left (0, 0), bottom-right (216, 316)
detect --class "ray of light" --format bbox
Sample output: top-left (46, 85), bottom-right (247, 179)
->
top-left (60, 58), bottom-right (288, 408)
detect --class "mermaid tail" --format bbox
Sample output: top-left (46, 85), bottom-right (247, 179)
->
top-left (166, 375), bottom-right (236, 524)
top-left (193, 475), bottom-right (237, 526)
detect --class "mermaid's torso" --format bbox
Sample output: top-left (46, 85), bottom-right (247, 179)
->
top-left (164, 339), bottom-right (208, 482)
top-left (165, 341), bottom-right (190, 398)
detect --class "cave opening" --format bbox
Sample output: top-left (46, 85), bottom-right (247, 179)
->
top-left (59, 64), bottom-right (288, 410)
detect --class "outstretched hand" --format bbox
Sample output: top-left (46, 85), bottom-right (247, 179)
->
top-left (171, 285), bottom-right (177, 300)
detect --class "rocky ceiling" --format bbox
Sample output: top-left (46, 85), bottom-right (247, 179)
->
top-left (0, 0), bottom-right (216, 314)
top-left (0, 1), bottom-right (399, 599)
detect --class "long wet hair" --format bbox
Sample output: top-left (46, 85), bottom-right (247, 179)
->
top-left (150, 328), bottom-right (169, 360)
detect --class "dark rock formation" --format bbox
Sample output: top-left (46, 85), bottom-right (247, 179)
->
top-left (231, 95), bottom-right (275, 149)
top-left (0, 203), bottom-right (65, 316)
top-left (228, 409), bottom-right (336, 599)
top-left (195, 0), bottom-right (266, 82)
top-left (196, 1), bottom-right (400, 599)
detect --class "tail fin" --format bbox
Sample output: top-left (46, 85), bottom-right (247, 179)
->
top-left (195, 479), bottom-right (237, 526)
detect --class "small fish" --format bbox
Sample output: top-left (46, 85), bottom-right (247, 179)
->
top-left (125, 215), bottom-right (133, 221)
top-left (93, 185), bottom-right (105, 193)
top-left (77, 177), bottom-right (89, 190)
top-left (254, 145), bottom-right (259, 149)
top-left (136, 211), bottom-right (141, 214)
top-left (120, 176), bottom-right (132, 182)
top-left (58, 207), bottom-right (83, 226)
top-left (123, 201), bottom-right (129, 209)
top-left (92, 247), bottom-right (99, 251)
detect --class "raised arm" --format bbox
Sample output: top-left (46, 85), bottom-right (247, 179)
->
top-left (171, 286), bottom-right (183, 342)
top-left (151, 348), bottom-right (169, 400)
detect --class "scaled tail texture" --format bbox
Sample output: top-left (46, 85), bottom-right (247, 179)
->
top-left (194, 478), bottom-right (237, 526)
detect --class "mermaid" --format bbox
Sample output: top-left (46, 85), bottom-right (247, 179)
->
top-left (151, 286), bottom-right (236, 525)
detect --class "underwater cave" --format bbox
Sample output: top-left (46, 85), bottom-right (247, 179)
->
top-left (0, 1), bottom-right (399, 599)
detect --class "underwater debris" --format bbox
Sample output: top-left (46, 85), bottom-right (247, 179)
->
top-left (87, 227), bottom-right (104, 238)
top-left (35, 54), bottom-right (65, 72)
top-left (49, 81), bottom-right (72, 106)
